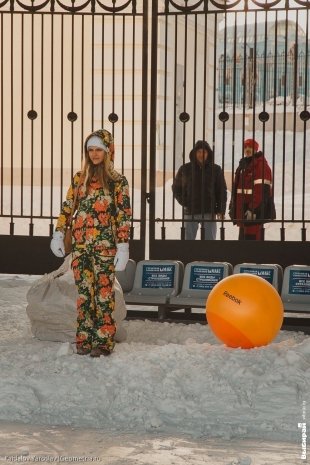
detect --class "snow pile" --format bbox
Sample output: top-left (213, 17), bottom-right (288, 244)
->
top-left (0, 273), bottom-right (309, 443)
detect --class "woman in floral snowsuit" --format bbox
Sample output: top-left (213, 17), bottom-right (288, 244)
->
top-left (50, 129), bottom-right (132, 357)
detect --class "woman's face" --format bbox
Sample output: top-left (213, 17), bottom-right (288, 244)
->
top-left (88, 147), bottom-right (106, 165)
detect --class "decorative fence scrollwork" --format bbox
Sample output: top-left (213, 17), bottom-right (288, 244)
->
top-left (3, 0), bottom-right (140, 13)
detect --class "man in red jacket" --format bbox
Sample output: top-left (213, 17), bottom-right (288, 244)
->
top-left (229, 139), bottom-right (276, 240)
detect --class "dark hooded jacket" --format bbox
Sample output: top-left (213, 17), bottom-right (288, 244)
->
top-left (172, 141), bottom-right (227, 215)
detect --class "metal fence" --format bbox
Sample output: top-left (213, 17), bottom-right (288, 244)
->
top-left (0, 0), bottom-right (147, 243)
top-left (0, 0), bottom-right (310, 273)
top-left (148, 0), bottom-right (310, 267)
top-left (0, 0), bottom-right (148, 271)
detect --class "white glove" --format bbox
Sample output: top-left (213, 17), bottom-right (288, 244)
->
top-left (244, 210), bottom-right (256, 221)
top-left (50, 231), bottom-right (65, 258)
top-left (114, 243), bottom-right (129, 272)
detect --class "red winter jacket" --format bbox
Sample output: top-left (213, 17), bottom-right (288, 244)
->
top-left (229, 151), bottom-right (276, 226)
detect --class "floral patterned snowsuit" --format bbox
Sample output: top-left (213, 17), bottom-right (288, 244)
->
top-left (56, 170), bottom-right (131, 352)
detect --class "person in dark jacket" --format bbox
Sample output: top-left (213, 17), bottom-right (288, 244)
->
top-left (172, 140), bottom-right (227, 240)
top-left (229, 138), bottom-right (276, 240)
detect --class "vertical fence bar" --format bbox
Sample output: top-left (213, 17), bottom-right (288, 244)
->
top-left (171, 13), bottom-right (177, 224)
top-left (173, 16), bottom-right (184, 239)
top-left (280, 14), bottom-right (290, 241)
top-left (217, 12), bottom-right (226, 241)
top-left (272, 12), bottom-right (280, 239)
top-left (172, 12), bottom-right (177, 240)
top-left (192, 14), bottom-right (197, 144)
top-left (291, 14), bottom-right (298, 223)
top-left (21, 14), bottom-right (24, 219)
top-left (250, 13), bottom-right (257, 139)
top-left (101, 15), bottom-right (105, 129)
top-left (10, 11), bottom-right (14, 235)
top-left (202, 13), bottom-right (207, 146)
top-left (182, 12), bottom-right (188, 234)
top-left (149, 0), bottom-right (158, 248)
top-left (80, 14), bottom-right (84, 163)
top-left (131, 11), bottom-right (136, 238)
top-left (161, 7), bottom-right (169, 240)
top-left (49, 11), bottom-right (54, 236)
top-left (121, 16), bottom-right (125, 171)
top-left (60, 15), bottom-right (64, 206)
top-left (195, 13), bottom-right (204, 240)
top-left (262, 11), bottom-right (268, 142)
top-left (40, 14), bottom-right (44, 218)
top-left (260, 10), bottom-right (268, 233)
top-left (201, 12), bottom-right (207, 240)
top-left (112, 11), bottom-right (116, 135)
top-left (139, 0), bottom-right (148, 244)
top-left (91, 13), bottom-right (94, 132)
top-left (241, 13), bottom-right (248, 147)
top-left (251, 13), bottom-right (260, 236)
top-left (70, 12), bottom-right (74, 179)
top-left (29, 12), bottom-right (35, 236)
top-left (0, 13), bottom-right (3, 218)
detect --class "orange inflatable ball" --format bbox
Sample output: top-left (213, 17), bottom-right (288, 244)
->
top-left (206, 273), bottom-right (284, 349)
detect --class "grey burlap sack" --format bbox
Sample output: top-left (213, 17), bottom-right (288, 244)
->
top-left (26, 255), bottom-right (127, 343)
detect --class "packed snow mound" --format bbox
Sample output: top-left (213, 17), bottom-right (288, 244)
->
top-left (26, 256), bottom-right (127, 343)
top-left (0, 273), bottom-right (309, 442)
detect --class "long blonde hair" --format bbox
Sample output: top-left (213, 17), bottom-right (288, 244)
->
top-left (82, 152), bottom-right (113, 192)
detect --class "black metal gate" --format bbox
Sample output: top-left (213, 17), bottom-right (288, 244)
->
top-left (0, 0), bottom-right (148, 273)
top-left (149, 0), bottom-right (310, 268)
top-left (0, 0), bottom-right (310, 274)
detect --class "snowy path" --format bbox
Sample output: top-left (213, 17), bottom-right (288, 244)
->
top-left (0, 421), bottom-right (300, 465)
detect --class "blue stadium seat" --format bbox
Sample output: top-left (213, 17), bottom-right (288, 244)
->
top-left (123, 260), bottom-right (184, 308)
top-left (281, 265), bottom-right (310, 313)
top-left (233, 263), bottom-right (283, 292)
top-left (169, 261), bottom-right (233, 309)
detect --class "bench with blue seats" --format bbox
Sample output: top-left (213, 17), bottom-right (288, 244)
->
top-left (117, 259), bottom-right (310, 325)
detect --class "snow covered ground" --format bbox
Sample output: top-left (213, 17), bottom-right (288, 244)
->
top-left (0, 421), bottom-right (303, 465)
top-left (0, 273), bottom-right (309, 464)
